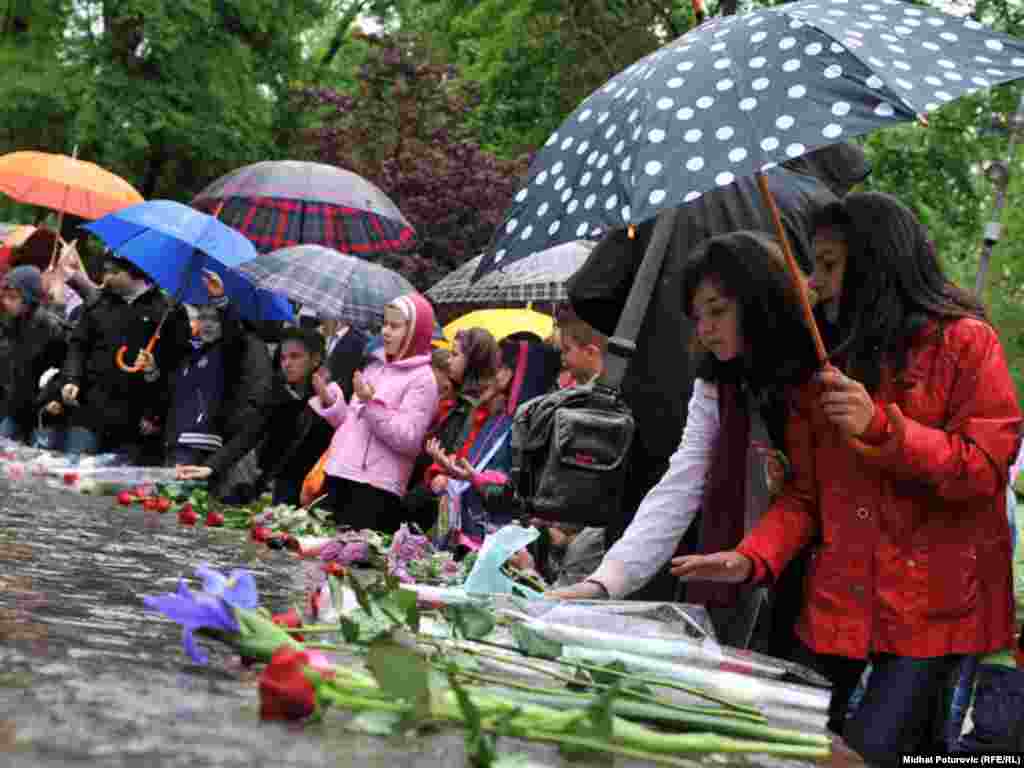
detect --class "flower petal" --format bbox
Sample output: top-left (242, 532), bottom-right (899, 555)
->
top-left (223, 570), bottom-right (260, 610)
top-left (182, 627), bottom-right (210, 665)
top-left (195, 563), bottom-right (228, 596)
top-left (259, 648), bottom-right (317, 721)
top-left (143, 591), bottom-right (239, 634)
top-left (175, 577), bottom-right (191, 599)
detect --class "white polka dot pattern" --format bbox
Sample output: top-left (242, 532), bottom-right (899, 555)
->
top-left (479, 0), bottom-right (1024, 280)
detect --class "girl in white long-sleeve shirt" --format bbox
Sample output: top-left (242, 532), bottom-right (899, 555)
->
top-left (549, 231), bottom-right (819, 651)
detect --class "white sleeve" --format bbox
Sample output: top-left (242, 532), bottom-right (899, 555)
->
top-left (588, 379), bottom-right (720, 598)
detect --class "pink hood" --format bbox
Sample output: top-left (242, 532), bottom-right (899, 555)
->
top-left (389, 293), bottom-right (436, 361)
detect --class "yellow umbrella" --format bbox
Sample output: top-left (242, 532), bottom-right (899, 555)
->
top-left (441, 308), bottom-right (553, 349)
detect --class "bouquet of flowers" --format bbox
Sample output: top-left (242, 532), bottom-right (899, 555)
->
top-left (252, 504), bottom-right (336, 538)
top-left (318, 528), bottom-right (391, 569)
top-left (141, 563), bottom-right (832, 764)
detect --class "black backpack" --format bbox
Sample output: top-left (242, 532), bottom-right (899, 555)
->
top-left (510, 383), bottom-right (635, 526)
top-left (506, 211), bottom-right (677, 528)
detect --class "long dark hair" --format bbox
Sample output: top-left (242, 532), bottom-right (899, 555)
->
top-left (682, 231), bottom-right (820, 396)
top-left (811, 192), bottom-right (985, 393)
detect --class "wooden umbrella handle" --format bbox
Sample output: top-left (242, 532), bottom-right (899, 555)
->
top-left (756, 172), bottom-right (827, 365)
top-left (755, 173), bottom-right (883, 456)
top-left (115, 332), bottom-right (160, 374)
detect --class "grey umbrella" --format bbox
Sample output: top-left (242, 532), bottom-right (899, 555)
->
top-left (238, 245), bottom-right (416, 328)
top-left (427, 241), bottom-right (596, 305)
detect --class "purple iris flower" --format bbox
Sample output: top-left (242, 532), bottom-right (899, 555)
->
top-left (142, 578), bottom-right (240, 665)
top-left (194, 563), bottom-right (259, 610)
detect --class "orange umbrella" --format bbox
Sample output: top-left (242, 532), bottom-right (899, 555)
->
top-left (0, 151), bottom-right (143, 221)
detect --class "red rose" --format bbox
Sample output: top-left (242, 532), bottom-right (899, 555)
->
top-left (205, 511), bottom-right (225, 527)
top-left (321, 562), bottom-right (347, 578)
top-left (251, 526), bottom-right (273, 543)
top-left (271, 608), bottom-right (304, 641)
top-left (177, 503), bottom-right (198, 526)
top-left (63, 472), bottom-right (80, 486)
top-left (155, 497), bottom-right (173, 513)
top-left (143, 498), bottom-right (161, 512)
top-left (116, 491), bottom-right (135, 506)
top-left (258, 648), bottom-right (317, 721)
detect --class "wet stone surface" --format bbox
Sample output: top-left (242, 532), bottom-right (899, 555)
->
top-left (0, 479), bottom-right (861, 767)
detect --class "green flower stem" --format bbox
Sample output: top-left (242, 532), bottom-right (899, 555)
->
top-left (318, 677), bottom-right (828, 762)
top-left (444, 662), bottom-right (765, 728)
top-left (281, 626), bottom-right (349, 634)
top-left (477, 685), bottom-right (831, 748)
top-left (501, 728), bottom-right (826, 765)
top-left (445, 638), bottom-right (763, 719)
top-left (438, 689), bottom-right (830, 760)
top-left (317, 686), bottom-right (409, 714)
top-left (301, 642), bottom-right (363, 651)
top-left (608, 715), bottom-right (829, 758)
top-left (292, 628), bottom-right (762, 720)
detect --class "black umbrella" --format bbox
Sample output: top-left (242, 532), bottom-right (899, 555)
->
top-left (478, 0), bottom-right (1024, 311)
top-left (566, 148), bottom-right (864, 462)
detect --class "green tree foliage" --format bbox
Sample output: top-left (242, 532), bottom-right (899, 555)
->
top-left (405, 0), bottom-right (699, 155)
top-left (298, 32), bottom-right (529, 288)
top-left (0, 0), bottom-right (330, 209)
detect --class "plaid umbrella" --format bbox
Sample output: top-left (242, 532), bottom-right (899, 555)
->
top-left (238, 244), bottom-right (417, 329)
top-left (427, 240), bottom-right (596, 304)
top-left (193, 161), bottom-right (416, 256)
top-left (476, 0), bottom-right (1024, 278)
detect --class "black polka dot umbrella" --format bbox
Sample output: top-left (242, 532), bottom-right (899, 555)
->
top-left (479, 0), bottom-right (1024, 285)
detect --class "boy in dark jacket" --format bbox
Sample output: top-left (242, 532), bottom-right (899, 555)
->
top-left (176, 327), bottom-right (333, 506)
top-left (0, 266), bottom-right (68, 444)
top-left (134, 270), bottom-right (271, 467)
top-left (55, 256), bottom-right (191, 463)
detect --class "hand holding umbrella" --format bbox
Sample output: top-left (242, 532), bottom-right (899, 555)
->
top-left (817, 368), bottom-right (876, 438)
top-left (85, 200), bottom-right (294, 374)
top-left (117, 268), bottom-right (226, 373)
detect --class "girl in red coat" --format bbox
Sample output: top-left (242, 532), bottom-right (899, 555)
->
top-left (675, 192), bottom-right (1022, 763)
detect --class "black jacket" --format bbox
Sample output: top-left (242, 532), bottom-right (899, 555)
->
top-left (221, 329), bottom-right (273, 439)
top-left (205, 373), bottom-right (333, 490)
top-left (325, 326), bottom-right (370, 402)
top-left (163, 304), bottom-right (273, 451)
top-left (62, 286), bottom-right (192, 433)
top-left (0, 306), bottom-right (68, 433)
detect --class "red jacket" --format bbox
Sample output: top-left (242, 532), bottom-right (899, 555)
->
top-left (738, 318), bottom-right (1021, 659)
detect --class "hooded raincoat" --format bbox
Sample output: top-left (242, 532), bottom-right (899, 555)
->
top-left (310, 293), bottom-right (439, 498)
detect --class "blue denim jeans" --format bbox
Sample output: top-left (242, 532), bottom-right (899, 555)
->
top-left (794, 645), bottom-right (961, 765)
top-left (64, 426), bottom-right (100, 456)
top-left (0, 416), bottom-right (22, 441)
top-left (0, 415), bottom-right (68, 451)
top-left (951, 663), bottom-right (1024, 753)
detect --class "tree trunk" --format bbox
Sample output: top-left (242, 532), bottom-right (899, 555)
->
top-left (141, 144), bottom-right (169, 199)
top-left (316, 0), bottom-right (368, 80)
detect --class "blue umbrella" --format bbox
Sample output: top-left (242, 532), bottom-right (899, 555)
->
top-left (84, 200), bottom-right (294, 325)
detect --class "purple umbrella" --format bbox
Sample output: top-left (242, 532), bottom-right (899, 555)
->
top-left (192, 161), bottom-right (416, 256)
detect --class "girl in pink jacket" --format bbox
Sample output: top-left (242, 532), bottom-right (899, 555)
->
top-left (310, 293), bottom-right (439, 532)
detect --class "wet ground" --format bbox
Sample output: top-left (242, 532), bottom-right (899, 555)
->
top-left (0, 478), bottom-right (863, 767)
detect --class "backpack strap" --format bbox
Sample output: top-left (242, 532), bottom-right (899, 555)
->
top-left (601, 208), bottom-right (679, 392)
